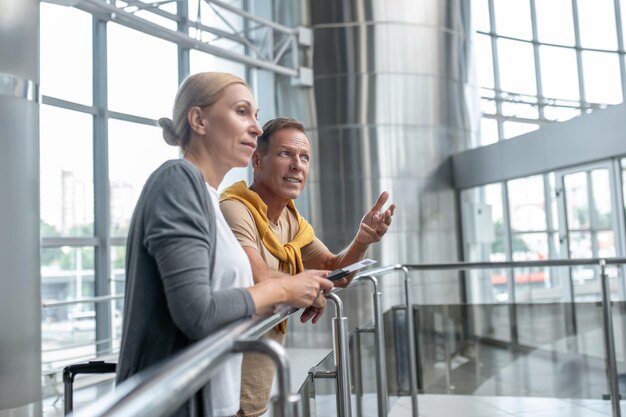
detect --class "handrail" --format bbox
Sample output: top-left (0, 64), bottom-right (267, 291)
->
top-left (43, 295), bottom-right (124, 309)
top-left (69, 305), bottom-right (299, 417)
top-left (403, 257), bottom-right (626, 270)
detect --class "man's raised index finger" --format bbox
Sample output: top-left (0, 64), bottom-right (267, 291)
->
top-left (371, 191), bottom-right (389, 211)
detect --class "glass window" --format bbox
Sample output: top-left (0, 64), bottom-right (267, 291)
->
top-left (108, 120), bottom-right (180, 237)
top-left (108, 24), bottom-right (178, 120)
top-left (40, 3), bottom-right (92, 105)
top-left (502, 102), bottom-right (539, 119)
top-left (582, 51), bottom-right (622, 104)
top-left (591, 169), bottom-right (613, 229)
top-left (543, 106), bottom-right (580, 122)
top-left (622, 158), bottom-right (626, 216)
top-left (508, 176), bottom-right (547, 232)
top-left (471, 0), bottom-right (491, 33)
top-left (622, 0), bottom-right (626, 47)
top-left (535, 0), bottom-right (575, 46)
top-left (474, 34), bottom-right (494, 90)
top-left (480, 117), bottom-right (499, 146)
top-left (190, 50), bottom-right (247, 79)
top-left (111, 246), bottom-right (125, 345)
top-left (40, 106), bottom-right (93, 237)
top-left (569, 231), bottom-right (593, 258)
top-left (539, 46), bottom-right (579, 101)
top-left (512, 232), bottom-right (548, 261)
top-left (502, 121), bottom-right (539, 140)
top-left (41, 246), bottom-right (96, 369)
top-left (564, 172), bottom-right (590, 229)
top-left (498, 39), bottom-right (536, 96)
top-left (577, 0), bottom-right (618, 51)
top-left (480, 97), bottom-right (497, 115)
top-left (597, 231), bottom-right (616, 257)
top-left (493, 0), bottom-right (532, 40)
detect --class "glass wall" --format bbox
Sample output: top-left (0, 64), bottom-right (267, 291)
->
top-left (471, 0), bottom-right (626, 147)
top-left (39, 0), bottom-right (252, 385)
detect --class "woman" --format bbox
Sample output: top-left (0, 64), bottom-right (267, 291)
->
top-left (116, 72), bottom-right (333, 417)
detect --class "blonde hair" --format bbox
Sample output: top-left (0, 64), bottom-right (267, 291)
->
top-left (158, 72), bottom-right (248, 150)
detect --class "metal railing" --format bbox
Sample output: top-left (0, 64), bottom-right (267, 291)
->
top-left (64, 257), bottom-right (626, 417)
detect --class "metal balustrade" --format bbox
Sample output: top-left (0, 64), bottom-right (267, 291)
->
top-left (64, 258), bottom-right (626, 417)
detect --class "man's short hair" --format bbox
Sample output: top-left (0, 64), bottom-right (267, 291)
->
top-left (257, 117), bottom-right (306, 155)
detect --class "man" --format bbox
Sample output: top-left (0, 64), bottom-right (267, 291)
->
top-left (220, 117), bottom-right (395, 417)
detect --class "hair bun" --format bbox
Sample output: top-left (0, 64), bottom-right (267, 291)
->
top-left (158, 117), bottom-right (179, 146)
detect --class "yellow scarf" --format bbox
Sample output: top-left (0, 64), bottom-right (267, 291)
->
top-left (220, 181), bottom-right (315, 332)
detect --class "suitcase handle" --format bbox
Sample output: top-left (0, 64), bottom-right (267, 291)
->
top-left (63, 361), bottom-right (117, 415)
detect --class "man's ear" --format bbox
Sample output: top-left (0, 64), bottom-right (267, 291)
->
top-left (251, 151), bottom-right (261, 168)
top-left (188, 106), bottom-right (208, 136)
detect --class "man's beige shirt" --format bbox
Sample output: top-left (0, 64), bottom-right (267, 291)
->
top-left (220, 199), bottom-right (328, 272)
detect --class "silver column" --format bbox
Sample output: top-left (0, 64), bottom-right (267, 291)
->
top-left (307, 0), bottom-right (478, 306)
top-left (0, 1), bottom-right (42, 416)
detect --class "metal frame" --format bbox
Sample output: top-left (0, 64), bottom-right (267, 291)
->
top-left (477, 0), bottom-right (626, 142)
top-left (65, 0), bottom-right (310, 77)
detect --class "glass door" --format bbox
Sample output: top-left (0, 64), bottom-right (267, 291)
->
top-left (556, 162), bottom-right (623, 301)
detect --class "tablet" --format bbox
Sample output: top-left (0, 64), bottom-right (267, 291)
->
top-left (327, 259), bottom-right (377, 281)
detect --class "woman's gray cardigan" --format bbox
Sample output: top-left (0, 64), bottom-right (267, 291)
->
top-left (116, 159), bottom-right (255, 416)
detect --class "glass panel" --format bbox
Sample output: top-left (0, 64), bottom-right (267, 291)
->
top-left (535, 0), bottom-right (575, 46)
top-left (480, 117), bottom-right (499, 146)
top-left (598, 231), bottom-right (616, 257)
top-left (572, 265), bottom-right (620, 301)
top-left (108, 120), bottom-right (180, 237)
top-left (582, 51), bottom-right (623, 104)
top-left (480, 97), bottom-right (497, 114)
top-left (462, 185), bottom-right (507, 304)
top-left (623, 158), bottom-right (626, 218)
top-left (539, 46), bottom-right (579, 101)
top-left (512, 232), bottom-right (548, 261)
top-left (543, 106), bottom-right (580, 122)
top-left (548, 173), bottom-right (559, 231)
top-left (569, 231), bottom-right (593, 258)
top-left (502, 121), bottom-right (539, 140)
top-left (111, 246), bottom-right (125, 347)
top-left (471, 0), bottom-right (491, 33)
top-left (108, 24), bottom-right (178, 120)
top-left (190, 50), bottom-right (247, 79)
top-left (493, 0), bottom-right (532, 40)
top-left (577, 0), bottom-right (618, 51)
top-left (40, 106), bottom-right (94, 237)
top-left (474, 34), bottom-right (494, 90)
top-left (508, 176), bottom-right (547, 232)
top-left (40, 3), bottom-right (92, 105)
top-left (41, 247), bottom-right (96, 370)
top-left (502, 102), bottom-right (539, 119)
top-left (564, 172), bottom-right (590, 229)
top-left (498, 39), bottom-right (536, 96)
top-left (591, 169), bottom-right (613, 229)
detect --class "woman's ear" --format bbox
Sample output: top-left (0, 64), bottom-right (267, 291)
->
top-left (188, 106), bottom-right (208, 136)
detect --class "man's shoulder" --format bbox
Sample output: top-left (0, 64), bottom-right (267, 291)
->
top-left (220, 198), bottom-right (254, 226)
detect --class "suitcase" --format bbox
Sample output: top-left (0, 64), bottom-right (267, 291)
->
top-left (62, 360), bottom-right (117, 415)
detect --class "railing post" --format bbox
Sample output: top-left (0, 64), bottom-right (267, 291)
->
top-left (359, 275), bottom-right (389, 416)
top-left (599, 260), bottom-right (622, 417)
top-left (233, 339), bottom-right (300, 417)
top-left (402, 266), bottom-right (419, 417)
top-left (353, 329), bottom-right (363, 417)
top-left (325, 293), bottom-right (352, 417)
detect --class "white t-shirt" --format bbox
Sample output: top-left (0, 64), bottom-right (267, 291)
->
top-left (206, 184), bottom-right (254, 416)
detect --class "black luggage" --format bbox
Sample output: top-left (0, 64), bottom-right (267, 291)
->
top-left (62, 360), bottom-right (117, 415)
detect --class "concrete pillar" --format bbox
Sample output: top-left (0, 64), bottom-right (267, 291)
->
top-left (0, 0), bottom-right (42, 415)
